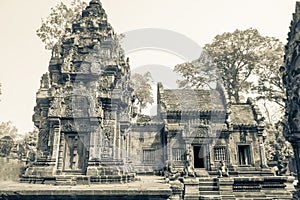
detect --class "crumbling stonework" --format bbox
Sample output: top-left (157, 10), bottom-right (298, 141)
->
top-left (20, 0), bottom-right (295, 199)
top-left (283, 1), bottom-right (300, 198)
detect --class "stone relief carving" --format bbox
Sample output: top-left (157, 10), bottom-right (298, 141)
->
top-left (240, 131), bottom-right (248, 143)
top-left (103, 126), bottom-right (113, 140)
top-left (48, 98), bottom-right (62, 117)
top-left (62, 121), bottom-right (75, 132)
top-left (62, 48), bottom-right (74, 72)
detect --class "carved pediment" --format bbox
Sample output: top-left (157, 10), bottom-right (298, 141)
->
top-left (61, 119), bottom-right (91, 132)
top-left (190, 127), bottom-right (209, 138)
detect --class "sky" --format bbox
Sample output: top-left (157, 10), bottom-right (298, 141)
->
top-left (0, 0), bottom-right (298, 134)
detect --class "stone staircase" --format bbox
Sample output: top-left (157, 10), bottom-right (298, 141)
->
top-left (199, 177), bottom-right (221, 199)
top-left (55, 176), bottom-right (77, 186)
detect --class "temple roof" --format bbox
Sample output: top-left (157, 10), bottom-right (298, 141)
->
top-left (161, 89), bottom-right (225, 112)
top-left (230, 104), bottom-right (257, 126)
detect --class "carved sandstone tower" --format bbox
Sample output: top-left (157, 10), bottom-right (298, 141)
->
top-left (23, 0), bottom-right (134, 183)
top-left (284, 2), bottom-right (300, 196)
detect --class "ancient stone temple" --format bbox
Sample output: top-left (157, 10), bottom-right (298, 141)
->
top-left (21, 0), bottom-right (295, 199)
top-left (22, 0), bottom-right (135, 184)
top-left (284, 2), bottom-right (300, 198)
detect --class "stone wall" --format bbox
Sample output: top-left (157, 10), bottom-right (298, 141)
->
top-left (130, 124), bottom-right (164, 173)
top-left (227, 129), bottom-right (263, 168)
top-left (0, 157), bottom-right (23, 181)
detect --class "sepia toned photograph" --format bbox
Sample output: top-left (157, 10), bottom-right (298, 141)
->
top-left (0, 0), bottom-right (299, 199)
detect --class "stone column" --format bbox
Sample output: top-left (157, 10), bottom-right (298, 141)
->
top-left (167, 135), bottom-right (172, 162)
top-left (51, 123), bottom-right (61, 174)
top-left (89, 127), bottom-right (101, 161)
top-left (257, 126), bottom-right (267, 168)
top-left (128, 132), bottom-right (131, 159)
top-left (87, 126), bottom-right (102, 176)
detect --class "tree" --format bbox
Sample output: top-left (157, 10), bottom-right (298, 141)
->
top-left (0, 136), bottom-right (14, 157)
top-left (0, 121), bottom-right (18, 139)
top-left (252, 39), bottom-right (285, 108)
top-left (20, 128), bottom-right (38, 161)
top-left (264, 123), bottom-right (293, 162)
top-left (174, 51), bottom-right (219, 89)
top-left (130, 72), bottom-right (154, 114)
top-left (0, 121), bottom-right (18, 157)
top-left (36, 0), bottom-right (87, 50)
top-left (175, 28), bottom-right (282, 104)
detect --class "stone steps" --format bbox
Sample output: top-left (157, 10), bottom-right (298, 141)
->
top-left (55, 176), bottom-right (77, 186)
top-left (199, 196), bottom-right (221, 200)
top-left (199, 177), bottom-right (221, 199)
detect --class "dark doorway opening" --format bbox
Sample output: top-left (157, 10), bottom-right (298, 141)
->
top-left (194, 146), bottom-right (205, 168)
top-left (238, 145), bottom-right (251, 165)
top-left (63, 133), bottom-right (87, 172)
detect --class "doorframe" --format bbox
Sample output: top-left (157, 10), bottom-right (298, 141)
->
top-left (193, 144), bottom-right (207, 169)
top-left (62, 132), bottom-right (88, 173)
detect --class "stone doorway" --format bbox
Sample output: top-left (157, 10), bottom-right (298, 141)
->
top-left (63, 133), bottom-right (88, 173)
top-left (193, 145), bottom-right (206, 169)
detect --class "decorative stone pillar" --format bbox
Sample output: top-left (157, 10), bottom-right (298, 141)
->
top-left (167, 135), bottom-right (172, 162)
top-left (257, 126), bottom-right (267, 168)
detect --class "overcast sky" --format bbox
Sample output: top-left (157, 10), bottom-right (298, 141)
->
top-left (0, 0), bottom-right (298, 134)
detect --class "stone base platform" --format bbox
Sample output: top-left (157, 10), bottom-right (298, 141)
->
top-left (0, 176), bottom-right (172, 200)
top-left (20, 173), bottom-right (136, 185)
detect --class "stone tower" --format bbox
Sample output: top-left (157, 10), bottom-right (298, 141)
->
top-left (23, 0), bottom-right (134, 183)
top-left (284, 2), bottom-right (300, 197)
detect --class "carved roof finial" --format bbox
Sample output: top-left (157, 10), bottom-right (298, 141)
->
top-left (296, 1), bottom-right (300, 13)
top-left (90, 0), bottom-right (102, 7)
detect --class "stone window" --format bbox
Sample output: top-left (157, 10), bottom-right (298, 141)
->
top-left (214, 146), bottom-right (227, 161)
top-left (238, 145), bottom-right (251, 165)
top-left (172, 148), bottom-right (185, 161)
top-left (143, 149), bottom-right (155, 163)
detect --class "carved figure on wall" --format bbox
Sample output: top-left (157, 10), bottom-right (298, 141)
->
top-left (101, 134), bottom-right (112, 159)
top-left (240, 131), bottom-right (248, 143)
top-left (52, 43), bottom-right (61, 58)
top-left (48, 98), bottom-right (62, 117)
top-left (40, 74), bottom-right (50, 89)
top-left (62, 48), bottom-right (74, 72)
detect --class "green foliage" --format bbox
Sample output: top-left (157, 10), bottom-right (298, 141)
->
top-left (252, 39), bottom-right (285, 108)
top-left (0, 122), bottom-right (19, 157)
top-left (264, 123), bottom-right (293, 162)
top-left (0, 135), bottom-right (14, 157)
top-left (21, 128), bottom-right (38, 161)
top-left (0, 121), bottom-right (18, 139)
top-left (175, 28), bottom-right (283, 104)
top-left (174, 51), bottom-right (219, 89)
top-left (130, 72), bottom-right (154, 113)
top-left (36, 0), bottom-right (87, 50)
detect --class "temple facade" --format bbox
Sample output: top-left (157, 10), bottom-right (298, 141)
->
top-left (284, 2), bottom-right (300, 199)
top-left (24, 0), bottom-right (135, 183)
top-left (22, 0), bottom-right (294, 199)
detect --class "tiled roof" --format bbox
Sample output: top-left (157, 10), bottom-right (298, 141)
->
top-left (230, 104), bottom-right (257, 125)
top-left (162, 89), bottom-right (225, 112)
